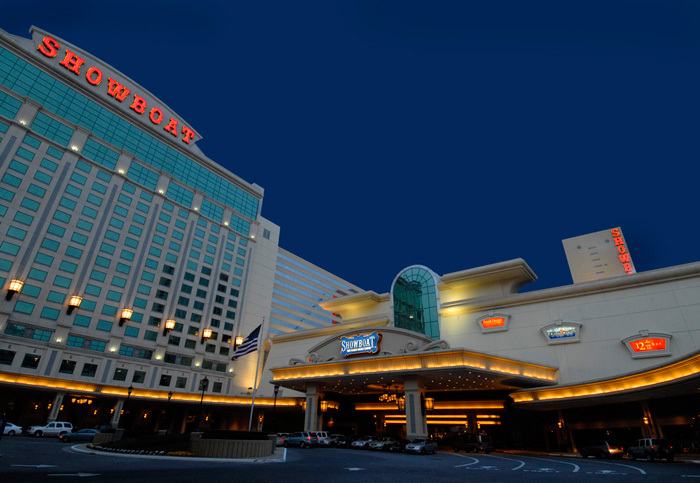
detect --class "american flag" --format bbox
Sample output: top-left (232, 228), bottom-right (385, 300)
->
top-left (231, 325), bottom-right (261, 360)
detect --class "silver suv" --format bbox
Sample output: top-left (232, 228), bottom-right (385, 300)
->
top-left (282, 431), bottom-right (319, 448)
top-left (28, 421), bottom-right (73, 437)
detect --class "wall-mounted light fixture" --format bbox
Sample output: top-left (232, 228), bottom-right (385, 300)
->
top-left (320, 400), bottom-right (329, 413)
top-left (6, 279), bottom-right (23, 300)
top-left (201, 327), bottom-right (212, 344)
top-left (119, 308), bottom-right (133, 326)
top-left (67, 295), bottom-right (83, 315)
top-left (425, 397), bottom-right (435, 411)
top-left (234, 336), bottom-right (244, 349)
top-left (163, 319), bottom-right (176, 336)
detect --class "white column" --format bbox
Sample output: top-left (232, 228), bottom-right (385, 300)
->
top-left (404, 377), bottom-right (428, 440)
top-left (303, 383), bottom-right (325, 432)
top-left (48, 392), bottom-right (65, 421)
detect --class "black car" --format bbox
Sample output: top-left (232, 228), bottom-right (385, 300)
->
top-left (388, 438), bottom-right (410, 453)
top-left (579, 440), bottom-right (624, 459)
top-left (59, 428), bottom-right (99, 443)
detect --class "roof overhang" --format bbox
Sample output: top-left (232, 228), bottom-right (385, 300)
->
top-left (511, 350), bottom-right (700, 409)
top-left (270, 348), bottom-right (558, 395)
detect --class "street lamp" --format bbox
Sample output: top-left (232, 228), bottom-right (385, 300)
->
top-left (198, 377), bottom-right (209, 430)
top-left (273, 384), bottom-right (280, 433)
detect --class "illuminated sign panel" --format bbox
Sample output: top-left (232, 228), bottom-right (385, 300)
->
top-left (622, 332), bottom-right (672, 359)
top-left (544, 326), bottom-right (577, 340)
top-left (629, 338), bottom-right (666, 353)
top-left (32, 31), bottom-right (198, 146)
top-left (541, 321), bottom-right (582, 345)
top-left (476, 313), bottom-right (510, 333)
top-left (340, 332), bottom-right (381, 357)
top-left (481, 317), bottom-right (505, 329)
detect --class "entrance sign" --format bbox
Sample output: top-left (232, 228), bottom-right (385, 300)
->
top-left (340, 331), bottom-right (381, 357)
top-left (622, 332), bottom-right (672, 359)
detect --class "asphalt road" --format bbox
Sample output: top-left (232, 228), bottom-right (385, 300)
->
top-left (1, 436), bottom-right (700, 482)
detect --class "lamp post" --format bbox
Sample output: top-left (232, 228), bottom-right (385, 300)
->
top-left (273, 384), bottom-right (280, 434)
top-left (198, 376), bottom-right (209, 430)
top-left (125, 385), bottom-right (133, 431)
top-left (167, 391), bottom-right (173, 434)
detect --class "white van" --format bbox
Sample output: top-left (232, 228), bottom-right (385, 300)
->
top-left (313, 431), bottom-right (329, 445)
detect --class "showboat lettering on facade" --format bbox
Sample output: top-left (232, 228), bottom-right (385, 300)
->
top-left (340, 332), bottom-right (381, 357)
top-left (35, 35), bottom-right (196, 145)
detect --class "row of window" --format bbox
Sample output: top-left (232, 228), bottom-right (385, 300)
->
top-left (0, 349), bottom-right (223, 391)
top-left (0, 47), bottom-right (261, 221)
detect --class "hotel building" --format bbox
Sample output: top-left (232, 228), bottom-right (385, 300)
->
top-left (1, 26), bottom-right (699, 452)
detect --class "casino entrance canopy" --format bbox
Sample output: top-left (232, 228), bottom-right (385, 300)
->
top-left (269, 327), bottom-right (559, 395)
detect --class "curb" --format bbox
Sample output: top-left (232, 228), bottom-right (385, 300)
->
top-left (70, 444), bottom-right (287, 463)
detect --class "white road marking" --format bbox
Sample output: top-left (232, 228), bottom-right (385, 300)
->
top-left (12, 464), bottom-right (58, 468)
top-left (581, 458), bottom-right (646, 475)
top-left (47, 473), bottom-right (100, 477)
top-left (529, 456), bottom-right (580, 472)
top-left (345, 468), bottom-right (365, 471)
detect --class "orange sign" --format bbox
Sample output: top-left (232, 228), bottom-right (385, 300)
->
top-left (37, 36), bottom-right (196, 145)
top-left (611, 228), bottom-right (634, 274)
top-left (629, 338), bottom-right (666, 353)
top-left (481, 317), bottom-right (505, 329)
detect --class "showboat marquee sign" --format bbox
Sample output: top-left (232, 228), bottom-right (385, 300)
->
top-left (340, 331), bottom-right (381, 357)
top-left (32, 30), bottom-right (198, 146)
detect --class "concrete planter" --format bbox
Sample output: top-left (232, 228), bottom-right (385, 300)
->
top-left (92, 433), bottom-right (116, 445)
top-left (190, 436), bottom-right (276, 458)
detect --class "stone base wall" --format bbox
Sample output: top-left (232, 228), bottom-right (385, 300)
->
top-left (190, 437), bottom-right (275, 458)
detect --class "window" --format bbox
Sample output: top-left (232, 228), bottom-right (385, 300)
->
top-left (59, 359), bottom-right (77, 374)
top-left (81, 363), bottom-right (98, 377)
top-left (176, 377), bottom-right (187, 389)
top-left (21, 354), bottom-right (41, 369)
top-left (159, 375), bottom-right (172, 387)
top-left (132, 371), bottom-right (146, 383)
top-left (113, 368), bottom-right (128, 381)
top-left (0, 349), bottom-right (16, 365)
top-left (392, 266), bottom-right (441, 339)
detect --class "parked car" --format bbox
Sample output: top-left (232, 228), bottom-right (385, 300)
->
top-left (350, 436), bottom-right (374, 449)
top-left (579, 440), bottom-right (624, 459)
top-left (452, 432), bottom-right (493, 454)
top-left (320, 434), bottom-right (347, 448)
top-left (28, 421), bottom-right (73, 437)
top-left (282, 431), bottom-right (319, 448)
top-left (405, 438), bottom-right (438, 455)
top-left (3, 422), bottom-right (22, 436)
top-left (313, 431), bottom-right (329, 446)
top-left (388, 438), bottom-right (410, 453)
top-left (369, 437), bottom-right (397, 451)
top-left (59, 428), bottom-right (99, 443)
top-left (275, 433), bottom-right (290, 447)
top-left (627, 438), bottom-right (674, 462)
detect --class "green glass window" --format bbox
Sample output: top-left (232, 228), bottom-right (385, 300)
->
top-left (391, 266), bottom-right (440, 339)
top-left (0, 241), bottom-right (19, 256)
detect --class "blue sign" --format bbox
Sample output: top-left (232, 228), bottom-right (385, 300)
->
top-left (340, 331), bottom-right (381, 357)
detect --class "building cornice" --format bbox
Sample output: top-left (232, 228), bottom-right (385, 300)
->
top-left (441, 261), bottom-right (700, 316)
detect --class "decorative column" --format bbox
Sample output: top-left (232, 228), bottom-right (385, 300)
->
top-left (641, 401), bottom-right (659, 438)
top-left (47, 392), bottom-right (65, 421)
top-left (403, 376), bottom-right (428, 440)
top-left (303, 382), bottom-right (325, 432)
top-left (111, 400), bottom-right (124, 428)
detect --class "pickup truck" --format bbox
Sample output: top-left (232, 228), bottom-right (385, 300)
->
top-left (627, 438), bottom-right (674, 462)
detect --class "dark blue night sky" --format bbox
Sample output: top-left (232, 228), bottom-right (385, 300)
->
top-left (3, 1), bottom-right (699, 293)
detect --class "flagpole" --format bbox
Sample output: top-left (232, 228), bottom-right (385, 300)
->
top-left (248, 317), bottom-right (265, 431)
